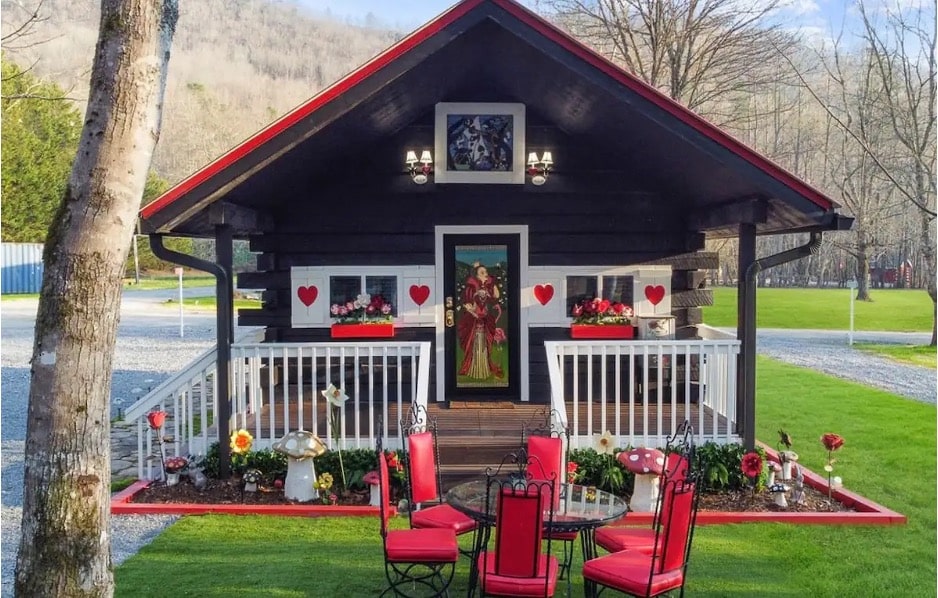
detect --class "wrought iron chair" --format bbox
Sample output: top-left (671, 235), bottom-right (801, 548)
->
top-left (583, 454), bottom-right (700, 597)
top-left (377, 430), bottom-right (459, 597)
top-left (400, 405), bottom-right (478, 550)
top-left (476, 453), bottom-right (560, 598)
top-left (521, 408), bottom-right (577, 580)
top-left (594, 421), bottom-right (697, 555)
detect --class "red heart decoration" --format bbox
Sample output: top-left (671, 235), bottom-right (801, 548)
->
top-left (645, 285), bottom-right (665, 306)
top-left (533, 284), bottom-right (554, 306)
top-left (297, 285), bottom-right (318, 307)
top-left (409, 284), bottom-right (430, 306)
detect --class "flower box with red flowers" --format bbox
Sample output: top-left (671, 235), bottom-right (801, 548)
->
top-left (570, 298), bottom-right (635, 339)
top-left (330, 323), bottom-right (395, 338)
top-left (570, 324), bottom-right (635, 339)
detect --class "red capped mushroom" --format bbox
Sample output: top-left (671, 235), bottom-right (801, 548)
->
top-left (618, 448), bottom-right (665, 512)
top-left (363, 470), bottom-right (381, 506)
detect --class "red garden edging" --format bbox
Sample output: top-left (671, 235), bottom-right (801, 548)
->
top-left (112, 451), bottom-right (905, 525)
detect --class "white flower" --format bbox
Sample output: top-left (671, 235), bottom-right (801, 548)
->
top-left (321, 383), bottom-right (348, 407)
top-left (595, 430), bottom-right (615, 455)
top-left (354, 293), bottom-right (371, 309)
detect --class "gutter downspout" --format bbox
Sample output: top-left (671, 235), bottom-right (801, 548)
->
top-left (150, 234), bottom-right (233, 479)
top-left (739, 231), bottom-right (822, 449)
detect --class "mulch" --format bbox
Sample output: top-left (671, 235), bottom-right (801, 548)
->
top-left (132, 477), bottom-right (852, 513)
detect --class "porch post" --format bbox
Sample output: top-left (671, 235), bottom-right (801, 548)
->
top-left (736, 223), bottom-right (757, 449)
top-left (215, 224), bottom-right (234, 477)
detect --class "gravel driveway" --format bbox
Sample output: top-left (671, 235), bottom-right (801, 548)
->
top-left (1, 293), bottom-right (934, 596)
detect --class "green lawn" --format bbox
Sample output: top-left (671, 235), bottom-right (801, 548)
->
top-left (853, 343), bottom-right (936, 369)
top-left (115, 357), bottom-right (937, 597)
top-left (161, 295), bottom-right (261, 310)
top-left (123, 274), bottom-right (217, 290)
top-left (703, 287), bottom-right (933, 332)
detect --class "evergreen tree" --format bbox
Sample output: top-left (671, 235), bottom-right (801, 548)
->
top-left (1, 56), bottom-right (82, 242)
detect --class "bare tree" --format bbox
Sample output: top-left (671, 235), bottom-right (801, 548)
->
top-left (546, 0), bottom-right (797, 124)
top-left (14, 0), bottom-right (177, 595)
top-left (858, 0), bottom-right (937, 343)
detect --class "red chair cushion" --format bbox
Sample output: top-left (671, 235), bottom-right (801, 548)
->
top-left (386, 528), bottom-right (459, 563)
top-left (583, 550), bottom-right (684, 597)
top-left (594, 526), bottom-right (656, 554)
top-left (407, 431), bottom-right (440, 504)
top-left (477, 551), bottom-right (559, 597)
top-left (411, 504), bottom-right (478, 534)
top-left (546, 529), bottom-right (578, 541)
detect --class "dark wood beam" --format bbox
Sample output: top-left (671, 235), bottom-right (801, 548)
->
top-left (688, 197), bottom-right (768, 231)
top-left (208, 202), bottom-right (272, 233)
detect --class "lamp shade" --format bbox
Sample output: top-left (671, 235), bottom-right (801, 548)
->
top-left (541, 151), bottom-right (553, 166)
top-left (527, 152), bottom-right (539, 166)
top-left (419, 150), bottom-right (432, 164)
top-left (405, 150), bottom-right (418, 165)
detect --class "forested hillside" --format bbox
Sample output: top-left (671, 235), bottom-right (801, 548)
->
top-left (1, 0), bottom-right (398, 184)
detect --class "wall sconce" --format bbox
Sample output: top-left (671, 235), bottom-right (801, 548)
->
top-left (406, 150), bottom-right (433, 184)
top-left (527, 151), bottom-right (553, 186)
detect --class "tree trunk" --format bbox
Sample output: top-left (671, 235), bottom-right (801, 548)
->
top-left (14, 1), bottom-right (177, 596)
top-left (855, 239), bottom-right (871, 301)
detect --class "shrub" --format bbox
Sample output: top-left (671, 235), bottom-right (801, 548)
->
top-left (695, 442), bottom-right (768, 492)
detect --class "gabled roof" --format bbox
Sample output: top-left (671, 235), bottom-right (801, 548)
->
top-left (140, 0), bottom-right (843, 238)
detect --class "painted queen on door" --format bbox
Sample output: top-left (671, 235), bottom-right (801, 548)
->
top-left (444, 239), bottom-right (524, 399)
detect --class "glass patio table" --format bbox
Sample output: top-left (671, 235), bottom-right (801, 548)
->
top-left (445, 479), bottom-right (628, 596)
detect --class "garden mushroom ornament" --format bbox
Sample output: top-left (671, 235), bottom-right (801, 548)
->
top-left (363, 470), bottom-right (381, 507)
top-left (766, 461), bottom-right (782, 486)
top-left (779, 450), bottom-right (799, 480)
top-left (769, 482), bottom-right (790, 508)
top-left (618, 448), bottom-right (666, 512)
top-left (273, 430), bottom-right (327, 502)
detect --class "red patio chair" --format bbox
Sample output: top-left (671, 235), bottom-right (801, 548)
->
top-left (522, 410), bottom-right (577, 580)
top-left (595, 420), bottom-right (697, 555)
top-left (582, 477), bottom-right (700, 598)
top-left (378, 448), bottom-right (459, 597)
top-left (400, 406), bottom-right (478, 548)
top-left (477, 474), bottom-right (560, 597)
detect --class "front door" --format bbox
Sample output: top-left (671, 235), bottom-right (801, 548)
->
top-left (442, 234), bottom-right (520, 401)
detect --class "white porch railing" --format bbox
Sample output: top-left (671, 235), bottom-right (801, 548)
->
top-left (121, 337), bottom-right (431, 480)
top-left (230, 341), bottom-right (432, 453)
top-left (544, 339), bottom-right (741, 449)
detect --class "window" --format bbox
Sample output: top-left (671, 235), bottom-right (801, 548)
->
top-left (329, 275), bottom-right (399, 316)
top-left (565, 275), bottom-right (634, 317)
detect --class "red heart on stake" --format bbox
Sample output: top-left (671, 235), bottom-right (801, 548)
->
top-left (297, 285), bottom-right (318, 307)
top-left (409, 284), bottom-right (430, 306)
top-left (645, 285), bottom-right (665, 306)
top-left (533, 284), bottom-right (554, 306)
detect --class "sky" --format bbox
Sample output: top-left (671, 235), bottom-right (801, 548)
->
top-left (296, 0), bottom-right (853, 37)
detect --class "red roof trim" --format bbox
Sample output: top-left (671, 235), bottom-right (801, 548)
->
top-left (140, 0), bottom-right (485, 220)
top-left (489, 0), bottom-right (833, 211)
top-left (142, 0), bottom-right (833, 222)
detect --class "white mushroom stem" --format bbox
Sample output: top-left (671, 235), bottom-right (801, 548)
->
top-left (284, 457), bottom-right (319, 502)
top-left (773, 491), bottom-right (788, 508)
top-left (369, 485), bottom-right (380, 507)
top-left (630, 473), bottom-right (661, 512)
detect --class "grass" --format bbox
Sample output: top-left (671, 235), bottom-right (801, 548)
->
top-left (161, 295), bottom-right (261, 310)
top-left (115, 357), bottom-right (937, 597)
top-left (123, 275), bottom-right (217, 290)
top-left (853, 343), bottom-right (936, 369)
top-left (703, 287), bottom-right (933, 332)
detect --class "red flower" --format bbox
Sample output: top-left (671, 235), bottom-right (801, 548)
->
top-left (386, 452), bottom-right (402, 471)
top-left (147, 410), bottom-right (166, 430)
top-left (821, 433), bottom-right (844, 452)
top-left (566, 461), bottom-right (579, 483)
top-left (740, 452), bottom-right (763, 478)
top-left (598, 299), bottom-right (611, 314)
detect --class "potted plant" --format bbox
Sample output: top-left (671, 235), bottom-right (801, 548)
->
top-left (329, 293), bottom-right (395, 338)
top-left (570, 298), bottom-right (635, 339)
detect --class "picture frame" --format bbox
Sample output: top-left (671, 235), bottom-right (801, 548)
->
top-left (434, 102), bottom-right (525, 184)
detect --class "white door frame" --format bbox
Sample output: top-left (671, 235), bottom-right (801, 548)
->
top-left (434, 225), bottom-right (530, 402)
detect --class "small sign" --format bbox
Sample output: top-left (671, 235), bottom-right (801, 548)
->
top-left (846, 279), bottom-right (857, 289)
top-left (174, 267), bottom-right (184, 276)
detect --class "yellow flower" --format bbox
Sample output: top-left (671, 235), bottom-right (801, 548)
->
top-left (596, 430), bottom-right (615, 455)
top-left (315, 472), bottom-right (334, 490)
top-left (230, 429), bottom-right (253, 454)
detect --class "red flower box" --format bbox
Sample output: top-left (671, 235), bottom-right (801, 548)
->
top-left (570, 324), bottom-right (635, 339)
top-left (330, 323), bottom-right (395, 338)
